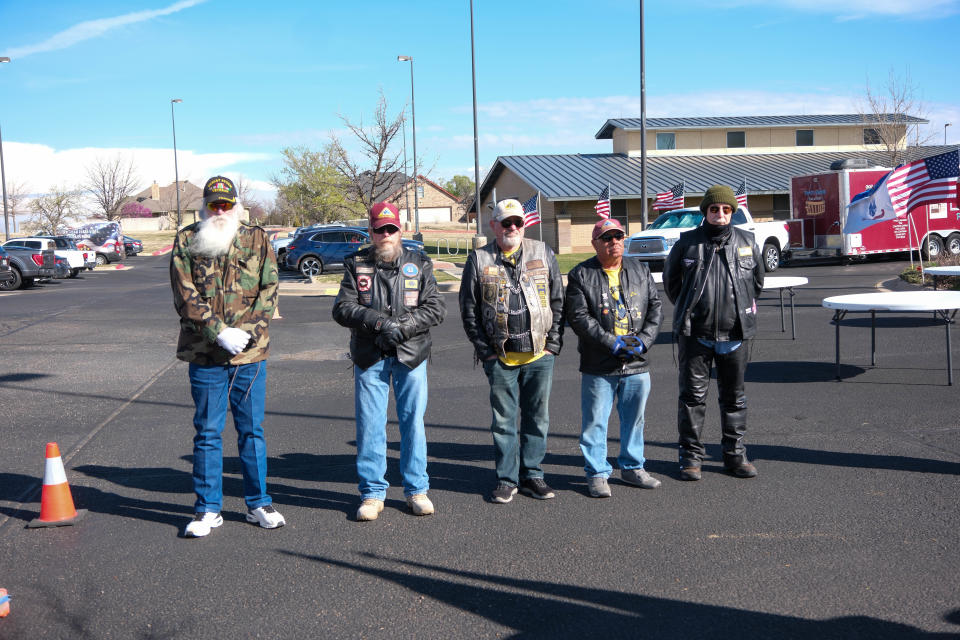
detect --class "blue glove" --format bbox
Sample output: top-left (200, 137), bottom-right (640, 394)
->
top-left (612, 335), bottom-right (646, 359)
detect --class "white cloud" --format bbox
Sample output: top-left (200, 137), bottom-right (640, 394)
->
top-left (719, 0), bottom-right (959, 18)
top-left (2, 0), bottom-right (207, 59)
top-left (1, 142), bottom-right (271, 198)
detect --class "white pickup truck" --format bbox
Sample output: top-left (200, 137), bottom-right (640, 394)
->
top-left (624, 207), bottom-right (790, 272)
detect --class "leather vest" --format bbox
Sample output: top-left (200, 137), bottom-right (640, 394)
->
top-left (473, 239), bottom-right (553, 358)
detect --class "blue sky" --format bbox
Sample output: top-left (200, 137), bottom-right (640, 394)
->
top-left (1, 0), bottom-right (957, 206)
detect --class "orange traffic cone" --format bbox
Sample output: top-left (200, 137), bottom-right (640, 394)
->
top-left (27, 442), bottom-right (86, 528)
top-left (0, 588), bottom-right (9, 617)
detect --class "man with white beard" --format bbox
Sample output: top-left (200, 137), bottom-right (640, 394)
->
top-left (170, 176), bottom-right (286, 538)
top-left (459, 198), bottom-right (564, 504)
top-left (333, 202), bottom-right (446, 522)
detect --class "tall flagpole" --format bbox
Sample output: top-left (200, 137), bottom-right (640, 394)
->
top-left (639, 0), bottom-right (648, 229)
top-left (537, 190), bottom-right (542, 242)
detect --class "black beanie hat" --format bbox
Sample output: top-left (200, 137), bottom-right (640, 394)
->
top-left (699, 184), bottom-right (738, 214)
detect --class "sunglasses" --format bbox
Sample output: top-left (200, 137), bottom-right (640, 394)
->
top-left (372, 225), bottom-right (400, 235)
top-left (500, 218), bottom-right (524, 229)
top-left (599, 232), bottom-right (625, 242)
top-left (207, 202), bottom-right (234, 212)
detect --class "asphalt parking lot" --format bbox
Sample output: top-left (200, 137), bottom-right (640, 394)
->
top-left (0, 254), bottom-right (958, 639)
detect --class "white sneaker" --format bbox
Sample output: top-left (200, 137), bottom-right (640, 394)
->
top-left (246, 505), bottom-right (285, 529)
top-left (406, 494), bottom-right (435, 516)
top-left (356, 498), bottom-right (384, 521)
top-left (184, 512), bottom-right (223, 538)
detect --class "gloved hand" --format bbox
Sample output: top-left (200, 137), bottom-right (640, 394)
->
top-left (612, 335), bottom-right (645, 359)
top-left (376, 318), bottom-right (404, 350)
top-left (216, 327), bottom-right (252, 355)
top-left (396, 313), bottom-right (418, 341)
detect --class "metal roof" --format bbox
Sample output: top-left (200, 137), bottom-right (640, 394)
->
top-left (595, 114), bottom-right (930, 139)
top-left (473, 146), bottom-right (958, 209)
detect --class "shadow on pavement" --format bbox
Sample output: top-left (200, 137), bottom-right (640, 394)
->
top-left (280, 551), bottom-right (960, 639)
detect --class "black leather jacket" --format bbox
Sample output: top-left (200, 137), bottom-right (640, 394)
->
top-left (565, 256), bottom-right (662, 375)
top-left (663, 225), bottom-right (764, 339)
top-left (332, 247), bottom-right (446, 370)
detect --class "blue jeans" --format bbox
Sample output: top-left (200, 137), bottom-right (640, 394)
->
top-left (189, 361), bottom-right (272, 513)
top-left (354, 358), bottom-right (429, 499)
top-left (580, 372), bottom-right (651, 478)
top-left (482, 354), bottom-right (555, 485)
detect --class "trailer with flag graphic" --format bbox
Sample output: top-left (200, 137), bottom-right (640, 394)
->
top-left (786, 151), bottom-right (960, 262)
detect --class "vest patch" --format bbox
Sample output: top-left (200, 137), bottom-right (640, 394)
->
top-left (526, 259), bottom-right (544, 270)
top-left (404, 278), bottom-right (418, 289)
top-left (357, 275), bottom-right (371, 292)
top-left (402, 262), bottom-right (420, 277)
top-left (738, 246), bottom-right (752, 257)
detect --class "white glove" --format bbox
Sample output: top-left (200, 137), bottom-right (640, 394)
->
top-left (216, 327), bottom-right (252, 355)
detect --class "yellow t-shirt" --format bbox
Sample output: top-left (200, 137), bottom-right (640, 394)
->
top-left (605, 267), bottom-right (629, 336)
top-left (499, 245), bottom-right (547, 366)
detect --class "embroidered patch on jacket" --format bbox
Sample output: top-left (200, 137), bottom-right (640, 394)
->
top-left (402, 262), bottom-right (419, 277)
top-left (483, 266), bottom-right (498, 276)
top-left (738, 247), bottom-right (752, 257)
top-left (356, 265), bottom-right (374, 274)
top-left (536, 281), bottom-right (548, 308)
top-left (526, 259), bottom-right (544, 270)
top-left (683, 258), bottom-right (696, 266)
top-left (404, 278), bottom-right (418, 289)
top-left (404, 291), bottom-right (420, 306)
top-left (357, 275), bottom-right (371, 292)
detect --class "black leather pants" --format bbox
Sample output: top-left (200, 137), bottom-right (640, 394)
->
top-left (676, 335), bottom-right (749, 468)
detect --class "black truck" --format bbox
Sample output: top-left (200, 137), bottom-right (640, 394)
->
top-left (0, 241), bottom-right (56, 291)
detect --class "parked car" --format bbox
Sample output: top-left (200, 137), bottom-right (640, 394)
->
top-left (624, 206), bottom-right (790, 272)
top-left (284, 226), bottom-right (425, 277)
top-left (123, 235), bottom-right (143, 256)
top-left (37, 235), bottom-right (96, 274)
top-left (270, 233), bottom-right (294, 266)
top-left (0, 246), bottom-right (14, 289)
top-left (53, 256), bottom-right (71, 279)
top-left (0, 242), bottom-right (56, 290)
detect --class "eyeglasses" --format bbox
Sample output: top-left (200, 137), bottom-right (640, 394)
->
top-left (500, 218), bottom-right (524, 229)
top-left (207, 202), bottom-right (234, 212)
top-left (707, 205), bottom-right (733, 214)
top-left (372, 225), bottom-right (400, 235)
top-left (599, 232), bottom-right (625, 242)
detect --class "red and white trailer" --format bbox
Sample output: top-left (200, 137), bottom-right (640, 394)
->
top-left (787, 166), bottom-right (960, 260)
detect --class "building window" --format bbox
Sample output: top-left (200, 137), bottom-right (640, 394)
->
top-left (773, 194), bottom-right (790, 214)
top-left (863, 128), bottom-right (881, 145)
top-left (611, 199), bottom-right (628, 228)
top-left (656, 133), bottom-right (675, 150)
top-left (726, 131), bottom-right (745, 148)
top-left (796, 129), bottom-right (814, 146)
top-left (416, 186), bottom-right (424, 198)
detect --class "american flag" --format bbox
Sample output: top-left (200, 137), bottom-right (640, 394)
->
top-left (521, 193), bottom-right (541, 228)
top-left (595, 186), bottom-right (611, 219)
top-left (653, 181), bottom-right (685, 210)
top-left (734, 179), bottom-right (748, 208)
top-left (887, 150), bottom-right (959, 215)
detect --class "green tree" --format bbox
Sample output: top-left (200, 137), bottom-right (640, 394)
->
top-left (444, 175), bottom-right (475, 199)
top-left (270, 145), bottom-right (363, 226)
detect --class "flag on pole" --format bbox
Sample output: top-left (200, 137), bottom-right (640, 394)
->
top-left (521, 193), bottom-right (540, 228)
top-left (653, 181), bottom-right (685, 210)
top-left (843, 150), bottom-right (959, 234)
top-left (595, 185), bottom-right (611, 219)
top-left (887, 149), bottom-right (959, 214)
top-left (734, 179), bottom-right (748, 208)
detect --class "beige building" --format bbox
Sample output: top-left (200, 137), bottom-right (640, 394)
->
top-left (473, 114), bottom-right (936, 253)
top-left (119, 180), bottom-right (251, 231)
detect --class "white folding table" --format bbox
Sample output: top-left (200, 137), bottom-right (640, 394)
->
top-left (822, 291), bottom-right (960, 385)
top-left (923, 266), bottom-right (960, 289)
top-left (763, 276), bottom-right (808, 339)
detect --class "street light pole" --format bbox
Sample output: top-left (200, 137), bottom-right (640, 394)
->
top-left (171, 99), bottom-right (183, 229)
top-left (468, 0), bottom-right (484, 247)
top-left (1, 56), bottom-right (11, 241)
top-left (945, 123), bottom-right (951, 145)
top-left (397, 56), bottom-right (421, 241)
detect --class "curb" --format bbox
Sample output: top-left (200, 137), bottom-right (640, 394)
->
top-left (152, 245), bottom-right (174, 256)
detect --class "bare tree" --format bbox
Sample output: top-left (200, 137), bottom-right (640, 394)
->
top-left (233, 174), bottom-right (259, 209)
top-left (83, 154), bottom-right (141, 221)
top-left (859, 70), bottom-right (934, 166)
top-left (328, 90), bottom-right (406, 209)
top-left (29, 186), bottom-right (81, 234)
top-left (4, 180), bottom-right (29, 217)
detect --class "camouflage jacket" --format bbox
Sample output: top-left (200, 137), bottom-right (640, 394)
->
top-left (170, 222), bottom-right (278, 365)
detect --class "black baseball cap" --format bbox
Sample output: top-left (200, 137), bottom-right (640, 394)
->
top-left (203, 176), bottom-right (237, 205)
